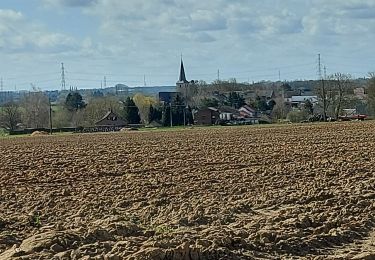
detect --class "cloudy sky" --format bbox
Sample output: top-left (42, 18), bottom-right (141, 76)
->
top-left (0, 0), bottom-right (374, 90)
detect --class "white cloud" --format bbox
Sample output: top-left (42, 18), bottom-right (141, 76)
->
top-left (42, 0), bottom-right (98, 7)
top-left (1, 1), bottom-right (375, 89)
top-left (0, 8), bottom-right (79, 54)
top-left (190, 10), bottom-right (227, 31)
top-left (302, 2), bottom-right (375, 36)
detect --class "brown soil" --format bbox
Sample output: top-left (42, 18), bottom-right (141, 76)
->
top-left (0, 122), bottom-right (374, 259)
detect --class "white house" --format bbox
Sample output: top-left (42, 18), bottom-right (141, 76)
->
top-left (285, 95), bottom-right (318, 107)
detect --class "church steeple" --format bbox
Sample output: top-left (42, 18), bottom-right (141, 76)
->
top-left (177, 59), bottom-right (188, 83)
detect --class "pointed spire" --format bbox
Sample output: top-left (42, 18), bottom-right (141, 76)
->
top-left (178, 58), bottom-right (188, 83)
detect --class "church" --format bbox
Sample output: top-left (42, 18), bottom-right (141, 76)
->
top-left (176, 59), bottom-right (196, 106)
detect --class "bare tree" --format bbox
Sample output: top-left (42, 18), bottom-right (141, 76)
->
top-left (327, 73), bottom-right (352, 120)
top-left (315, 77), bottom-right (328, 121)
top-left (0, 101), bottom-right (21, 130)
top-left (367, 72), bottom-right (375, 116)
top-left (20, 90), bottom-right (50, 128)
top-left (83, 96), bottom-right (123, 126)
top-left (271, 97), bottom-right (290, 120)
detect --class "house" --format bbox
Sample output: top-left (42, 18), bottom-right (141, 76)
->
top-left (238, 105), bottom-right (257, 118)
top-left (353, 87), bottom-right (366, 100)
top-left (284, 90), bottom-right (301, 99)
top-left (95, 110), bottom-right (126, 127)
top-left (218, 106), bottom-right (241, 119)
top-left (194, 107), bottom-right (220, 125)
top-left (285, 95), bottom-right (318, 107)
top-left (256, 90), bottom-right (275, 100)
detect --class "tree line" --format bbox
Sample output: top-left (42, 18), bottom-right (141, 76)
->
top-left (1, 73), bottom-right (375, 130)
top-left (0, 90), bottom-right (195, 131)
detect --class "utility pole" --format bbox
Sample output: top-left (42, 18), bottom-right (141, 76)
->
top-left (0, 77), bottom-right (3, 92)
top-left (49, 98), bottom-right (53, 135)
top-left (61, 63), bottom-right (66, 91)
top-left (169, 103), bottom-right (173, 127)
top-left (143, 75), bottom-right (146, 87)
top-left (183, 106), bottom-right (186, 127)
top-left (318, 53), bottom-right (327, 121)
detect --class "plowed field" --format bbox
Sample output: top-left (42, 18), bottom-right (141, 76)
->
top-left (0, 122), bottom-right (374, 259)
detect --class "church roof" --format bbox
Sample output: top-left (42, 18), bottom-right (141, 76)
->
top-left (177, 59), bottom-right (188, 84)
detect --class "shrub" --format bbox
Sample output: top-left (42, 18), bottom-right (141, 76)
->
top-left (287, 110), bottom-right (308, 123)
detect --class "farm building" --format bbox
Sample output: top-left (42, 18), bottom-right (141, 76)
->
top-left (95, 110), bottom-right (126, 127)
top-left (285, 95), bottom-right (318, 107)
top-left (194, 107), bottom-right (220, 125)
top-left (239, 105), bottom-right (257, 118)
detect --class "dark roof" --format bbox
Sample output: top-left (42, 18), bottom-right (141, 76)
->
top-left (177, 59), bottom-right (188, 84)
top-left (95, 110), bottom-right (127, 127)
top-left (284, 90), bottom-right (301, 98)
top-left (256, 90), bottom-right (274, 99)
top-left (218, 106), bottom-right (240, 115)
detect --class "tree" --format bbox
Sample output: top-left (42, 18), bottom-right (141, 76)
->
top-left (161, 103), bottom-right (171, 126)
top-left (123, 97), bottom-right (140, 124)
top-left (201, 97), bottom-right (219, 108)
top-left (281, 83), bottom-right (292, 92)
top-left (171, 94), bottom-right (185, 125)
top-left (0, 101), bottom-right (21, 130)
top-left (271, 97), bottom-right (289, 120)
top-left (327, 73), bottom-right (352, 119)
top-left (52, 107), bottom-right (72, 128)
top-left (267, 99), bottom-right (276, 110)
top-left (315, 76), bottom-right (328, 121)
top-left (287, 110), bottom-right (308, 123)
top-left (185, 106), bottom-right (194, 125)
top-left (84, 96), bottom-right (123, 126)
top-left (227, 92), bottom-right (245, 109)
top-left (367, 73), bottom-right (375, 116)
top-left (251, 96), bottom-right (268, 111)
top-left (148, 104), bottom-right (162, 123)
top-left (304, 99), bottom-right (314, 115)
top-left (65, 92), bottom-right (86, 111)
top-left (20, 91), bottom-right (50, 128)
top-left (133, 93), bottom-right (157, 124)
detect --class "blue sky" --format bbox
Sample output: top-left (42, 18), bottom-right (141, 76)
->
top-left (0, 0), bottom-right (375, 90)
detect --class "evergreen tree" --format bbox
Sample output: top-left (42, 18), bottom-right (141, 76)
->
top-left (267, 99), bottom-right (276, 110)
top-left (202, 97), bottom-right (219, 108)
top-left (123, 97), bottom-right (140, 124)
top-left (65, 92), bottom-right (86, 111)
top-left (185, 106), bottom-right (194, 125)
top-left (148, 104), bottom-right (162, 123)
top-left (253, 96), bottom-right (268, 111)
top-left (161, 103), bottom-right (171, 126)
top-left (171, 94), bottom-right (185, 125)
top-left (228, 92), bottom-right (245, 109)
top-left (148, 105), bottom-right (155, 124)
